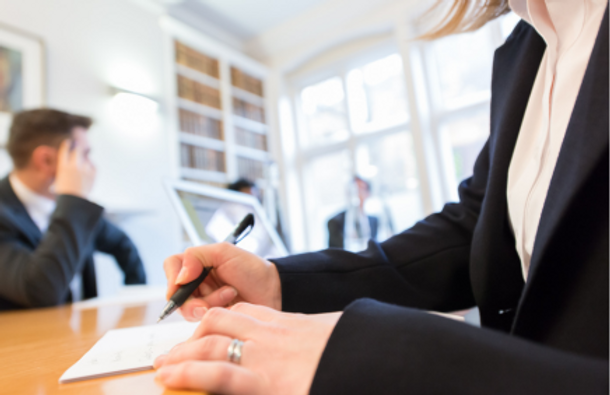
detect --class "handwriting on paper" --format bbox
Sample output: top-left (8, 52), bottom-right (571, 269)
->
top-left (60, 321), bottom-right (199, 383)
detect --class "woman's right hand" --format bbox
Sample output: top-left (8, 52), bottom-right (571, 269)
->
top-left (163, 243), bottom-right (282, 322)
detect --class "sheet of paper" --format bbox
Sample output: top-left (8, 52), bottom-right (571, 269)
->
top-left (59, 321), bottom-right (199, 383)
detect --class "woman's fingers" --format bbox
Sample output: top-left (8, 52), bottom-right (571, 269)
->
top-left (178, 285), bottom-right (238, 321)
top-left (175, 246), bottom-right (217, 285)
top-left (230, 302), bottom-right (279, 323)
top-left (155, 335), bottom-right (236, 367)
top-left (163, 254), bottom-right (184, 300)
top-left (157, 361), bottom-right (262, 395)
top-left (192, 307), bottom-right (263, 340)
top-left (200, 285), bottom-right (239, 309)
top-left (179, 298), bottom-right (209, 322)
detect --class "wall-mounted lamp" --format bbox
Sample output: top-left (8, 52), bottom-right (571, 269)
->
top-left (108, 87), bottom-right (159, 134)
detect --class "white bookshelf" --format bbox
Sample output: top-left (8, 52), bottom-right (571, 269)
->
top-left (161, 17), bottom-right (272, 187)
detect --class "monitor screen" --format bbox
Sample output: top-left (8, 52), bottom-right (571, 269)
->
top-left (175, 189), bottom-right (285, 259)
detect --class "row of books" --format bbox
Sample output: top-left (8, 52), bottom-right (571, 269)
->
top-left (181, 143), bottom-right (226, 172)
top-left (231, 67), bottom-right (263, 97)
top-left (233, 97), bottom-right (265, 123)
top-left (235, 127), bottom-right (267, 151)
top-left (179, 109), bottom-right (223, 140)
top-left (175, 41), bottom-right (220, 79)
top-left (237, 156), bottom-right (265, 180)
top-left (178, 75), bottom-right (222, 110)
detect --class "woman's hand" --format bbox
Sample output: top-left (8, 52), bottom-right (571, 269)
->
top-left (163, 243), bottom-right (282, 321)
top-left (154, 303), bottom-right (342, 395)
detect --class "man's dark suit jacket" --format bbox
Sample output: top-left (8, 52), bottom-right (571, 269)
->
top-left (0, 176), bottom-right (146, 310)
top-left (327, 211), bottom-right (378, 249)
top-left (271, 12), bottom-right (609, 395)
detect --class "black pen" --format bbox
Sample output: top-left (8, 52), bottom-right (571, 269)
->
top-left (157, 213), bottom-right (255, 323)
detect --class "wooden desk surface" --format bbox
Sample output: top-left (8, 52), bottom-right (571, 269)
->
top-left (0, 300), bottom-right (207, 395)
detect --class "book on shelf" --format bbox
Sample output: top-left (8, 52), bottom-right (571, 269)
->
top-left (232, 98), bottom-right (265, 123)
top-left (180, 144), bottom-right (191, 168)
top-left (235, 127), bottom-right (267, 151)
top-left (179, 109), bottom-right (223, 140)
top-left (181, 144), bottom-right (226, 173)
top-left (193, 146), bottom-right (226, 172)
top-left (237, 156), bottom-right (264, 180)
top-left (231, 66), bottom-right (263, 97)
top-left (177, 75), bottom-right (222, 110)
top-left (175, 41), bottom-right (219, 79)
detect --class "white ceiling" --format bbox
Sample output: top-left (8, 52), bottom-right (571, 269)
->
top-left (172, 0), bottom-right (331, 39)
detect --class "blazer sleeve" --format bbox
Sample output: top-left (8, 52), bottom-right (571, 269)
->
top-left (310, 299), bottom-right (608, 395)
top-left (271, 140), bottom-right (492, 314)
top-left (0, 195), bottom-right (104, 308)
top-left (94, 219), bottom-right (146, 285)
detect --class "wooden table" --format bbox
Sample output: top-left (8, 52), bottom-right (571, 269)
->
top-left (0, 300), bottom-right (207, 395)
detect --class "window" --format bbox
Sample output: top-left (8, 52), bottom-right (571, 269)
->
top-left (425, 19), bottom-right (513, 193)
top-left (346, 54), bottom-right (409, 133)
top-left (294, 51), bottom-right (424, 251)
top-left (285, 14), bottom-right (519, 252)
top-left (300, 77), bottom-right (349, 146)
top-left (355, 132), bottom-right (422, 235)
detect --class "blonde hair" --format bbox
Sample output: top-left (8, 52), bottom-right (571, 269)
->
top-left (421, 0), bottom-right (511, 40)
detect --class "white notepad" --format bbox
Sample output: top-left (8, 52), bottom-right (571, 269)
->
top-left (59, 321), bottom-right (199, 383)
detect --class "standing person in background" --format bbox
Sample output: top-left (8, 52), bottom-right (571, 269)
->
top-left (155, 1), bottom-right (608, 394)
top-left (327, 176), bottom-right (378, 250)
top-left (0, 109), bottom-right (146, 311)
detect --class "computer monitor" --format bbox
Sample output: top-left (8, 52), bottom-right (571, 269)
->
top-left (164, 179), bottom-right (288, 259)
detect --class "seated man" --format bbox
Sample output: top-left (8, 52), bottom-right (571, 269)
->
top-left (0, 109), bottom-right (146, 310)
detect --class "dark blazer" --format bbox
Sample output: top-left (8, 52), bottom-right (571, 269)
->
top-left (272, 13), bottom-right (608, 395)
top-left (327, 211), bottom-right (379, 249)
top-left (0, 176), bottom-right (146, 310)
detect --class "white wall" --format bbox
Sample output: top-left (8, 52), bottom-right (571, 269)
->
top-left (0, 0), bottom-right (183, 290)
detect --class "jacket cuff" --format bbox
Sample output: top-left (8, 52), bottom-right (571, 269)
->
top-left (309, 298), bottom-right (430, 394)
top-left (309, 299), bottom-right (608, 395)
top-left (270, 242), bottom-right (390, 314)
top-left (271, 254), bottom-right (321, 313)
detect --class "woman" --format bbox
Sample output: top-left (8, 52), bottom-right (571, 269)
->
top-left (154, 0), bottom-right (609, 393)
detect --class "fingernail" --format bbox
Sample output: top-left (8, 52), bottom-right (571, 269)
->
top-left (153, 355), bottom-right (166, 369)
top-left (156, 365), bottom-right (175, 382)
top-left (221, 287), bottom-right (238, 303)
top-left (175, 267), bottom-right (188, 284)
top-left (193, 306), bottom-right (208, 320)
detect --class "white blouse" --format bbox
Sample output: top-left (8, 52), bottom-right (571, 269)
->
top-left (506, 0), bottom-right (607, 280)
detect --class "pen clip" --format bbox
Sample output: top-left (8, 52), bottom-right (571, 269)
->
top-left (233, 223), bottom-right (253, 244)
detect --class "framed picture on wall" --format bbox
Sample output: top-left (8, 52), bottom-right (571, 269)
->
top-left (0, 22), bottom-right (45, 174)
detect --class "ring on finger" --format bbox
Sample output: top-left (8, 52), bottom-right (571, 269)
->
top-left (227, 339), bottom-right (244, 364)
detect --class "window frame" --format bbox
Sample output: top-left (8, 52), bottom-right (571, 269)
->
top-left (283, 16), bottom-right (517, 252)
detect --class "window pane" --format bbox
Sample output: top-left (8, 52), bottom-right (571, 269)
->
top-left (303, 150), bottom-right (351, 250)
top-left (356, 131), bottom-right (423, 240)
top-left (300, 77), bottom-right (349, 146)
top-left (500, 12), bottom-right (521, 39)
top-left (439, 109), bottom-right (489, 185)
top-left (431, 25), bottom-right (496, 109)
top-left (347, 54), bottom-right (409, 133)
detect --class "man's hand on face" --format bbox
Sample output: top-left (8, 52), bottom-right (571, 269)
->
top-left (54, 139), bottom-right (96, 199)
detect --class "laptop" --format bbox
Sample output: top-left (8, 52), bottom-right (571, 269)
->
top-left (164, 179), bottom-right (288, 259)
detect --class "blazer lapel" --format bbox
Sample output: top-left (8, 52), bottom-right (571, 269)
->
top-left (0, 177), bottom-right (43, 246)
top-left (472, 21), bottom-right (546, 322)
top-left (525, 8), bottom-right (609, 287)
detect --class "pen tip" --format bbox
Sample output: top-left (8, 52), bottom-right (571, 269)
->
top-left (156, 317), bottom-right (162, 324)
